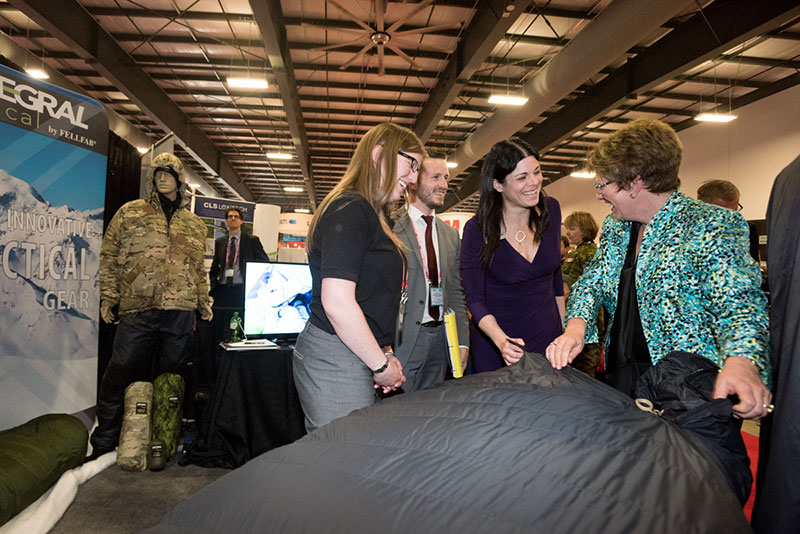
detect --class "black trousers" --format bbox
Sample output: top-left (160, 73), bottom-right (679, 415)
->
top-left (90, 309), bottom-right (194, 452)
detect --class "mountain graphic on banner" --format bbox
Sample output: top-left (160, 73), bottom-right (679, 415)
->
top-left (1, 170), bottom-right (103, 360)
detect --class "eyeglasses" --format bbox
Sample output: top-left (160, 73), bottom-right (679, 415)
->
top-left (398, 151), bottom-right (420, 174)
top-left (594, 181), bottom-right (611, 192)
top-left (226, 214), bottom-right (241, 219)
top-left (737, 203), bottom-right (744, 212)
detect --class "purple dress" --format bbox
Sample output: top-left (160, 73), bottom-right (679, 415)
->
top-left (460, 196), bottom-right (564, 373)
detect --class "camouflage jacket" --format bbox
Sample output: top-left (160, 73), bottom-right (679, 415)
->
top-left (561, 241), bottom-right (598, 289)
top-left (99, 154), bottom-right (210, 314)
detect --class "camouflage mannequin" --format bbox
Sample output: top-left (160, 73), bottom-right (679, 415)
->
top-left (87, 153), bottom-right (212, 461)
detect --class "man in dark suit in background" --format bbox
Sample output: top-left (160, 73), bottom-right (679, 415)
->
top-left (195, 207), bottom-right (268, 399)
top-left (209, 206), bottom-right (268, 309)
top-left (394, 153), bottom-right (469, 391)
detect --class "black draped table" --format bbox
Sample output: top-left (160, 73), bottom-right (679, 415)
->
top-left (185, 344), bottom-right (306, 468)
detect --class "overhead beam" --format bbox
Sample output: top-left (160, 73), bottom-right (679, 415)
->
top-left (443, 0), bottom-right (800, 210)
top-left (7, 0), bottom-right (257, 201)
top-left (412, 0), bottom-right (535, 142)
top-left (249, 0), bottom-right (314, 210)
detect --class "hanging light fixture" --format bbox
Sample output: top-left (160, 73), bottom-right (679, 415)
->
top-left (226, 77), bottom-right (269, 89)
top-left (294, 208), bottom-right (310, 214)
top-left (283, 186), bottom-right (304, 192)
top-left (488, 36), bottom-right (528, 106)
top-left (267, 152), bottom-right (293, 160)
top-left (25, 68), bottom-right (48, 79)
top-left (693, 63), bottom-right (736, 123)
top-left (694, 112), bottom-right (737, 123)
top-left (445, 161), bottom-right (458, 168)
top-left (569, 170), bottom-right (596, 178)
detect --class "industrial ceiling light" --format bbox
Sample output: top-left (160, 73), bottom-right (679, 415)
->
top-left (283, 186), bottom-right (304, 192)
top-left (226, 77), bottom-right (269, 89)
top-left (267, 152), bottom-right (293, 160)
top-left (25, 68), bottom-right (48, 79)
top-left (445, 161), bottom-right (458, 168)
top-left (694, 113), bottom-right (737, 123)
top-left (294, 208), bottom-right (310, 214)
top-left (136, 147), bottom-right (149, 154)
top-left (487, 94), bottom-right (528, 106)
top-left (570, 171), bottom-right (596, 178)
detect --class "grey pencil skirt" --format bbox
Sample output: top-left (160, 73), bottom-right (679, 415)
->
top-left (293, 322), bottom-right (377, 432)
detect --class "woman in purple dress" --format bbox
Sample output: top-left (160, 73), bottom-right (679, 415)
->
top-left (461, 138), bottom-right (565, 373)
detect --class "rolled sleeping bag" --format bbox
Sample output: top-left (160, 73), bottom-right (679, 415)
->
top-left (152, 373), bottom-right (185, 461)
top-left (117, 381), bottom-right (154, 471)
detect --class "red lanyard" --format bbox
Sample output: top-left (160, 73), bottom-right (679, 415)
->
top-left (409, 215), bottom-right (437, 283)
top-left (396, 241), bottom-right (408, 293)
top-left (225, 235), bottom-right (241, 267)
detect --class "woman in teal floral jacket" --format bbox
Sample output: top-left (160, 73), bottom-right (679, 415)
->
top-left (546, 119), bottom-right (772, 420)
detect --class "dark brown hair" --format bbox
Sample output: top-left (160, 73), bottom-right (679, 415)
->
top-left (476, 137), bottom-right (549, 269)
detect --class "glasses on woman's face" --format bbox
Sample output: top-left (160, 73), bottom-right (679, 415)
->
top-left (738, 203), bottom-right (744, 212)
top-left (398, 151), bottom-right (420, 174)
top-left (594, 180), bottom-right (611, 192)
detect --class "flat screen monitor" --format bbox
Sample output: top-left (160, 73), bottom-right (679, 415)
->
top-left (243, 261), bottom-right (312, 342)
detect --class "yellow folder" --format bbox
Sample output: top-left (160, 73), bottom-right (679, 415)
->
top-left (443, 307), bottom-right (463, 378)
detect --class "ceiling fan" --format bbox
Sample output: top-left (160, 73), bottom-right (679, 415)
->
top-left (313, 0), bottom-right (462, 75)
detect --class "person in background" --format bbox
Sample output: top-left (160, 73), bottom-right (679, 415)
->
top-left (460, 138), bottom-right (564, 373)
top-left (88, 153), bottom-right (212, 461)
top-left (292, 123), bottom-right (424, 432)
top-left (561, 211), bottom-right (599, 299)
top-left (209, 207), bottom-right (268, 310)
top-left (697, 179), bottom-right (760, 263)
top-left (195, 206), bottom-right (268, 399)
top-left (560, 235), bottom-right (571, 261)
top-left (393, 152), bottom-right (469, 391)
top-left (547, 119), bottom-right (771, 420)
top-left (752, 154), bottom-right (800, 533)
top-left (561, 211), bottom-right (601, 376)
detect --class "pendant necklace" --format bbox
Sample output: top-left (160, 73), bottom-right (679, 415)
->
top-left (514, 230), bottom-right (527, 249)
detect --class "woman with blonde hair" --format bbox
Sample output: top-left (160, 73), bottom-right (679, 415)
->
top-left (293, 123), bottom-right (424, 431)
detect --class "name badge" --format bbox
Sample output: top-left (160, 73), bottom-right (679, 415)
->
top-left (430, 286), bottom-right (444, 307)
top-left (225, 268), bottom-right (235, 278)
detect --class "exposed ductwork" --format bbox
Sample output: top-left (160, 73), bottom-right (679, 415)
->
top-left (446, 0), bottom-right (698, 177)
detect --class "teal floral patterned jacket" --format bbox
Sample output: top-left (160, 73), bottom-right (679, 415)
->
top-left (566, 190), bottom-right (770, 385)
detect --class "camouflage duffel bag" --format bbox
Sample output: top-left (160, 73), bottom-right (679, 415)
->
top-left (117, 381), bottom-right (154, 471)
top-left (152, 373), bottom-right (185, 461)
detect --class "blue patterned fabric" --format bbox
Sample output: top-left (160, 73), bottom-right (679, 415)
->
top-left (566, 190), bottom-right (770, 385)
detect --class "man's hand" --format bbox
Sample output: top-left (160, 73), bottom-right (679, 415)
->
top-left (100, 303), bottom-right (115, 324)
top-left (199, 303), bottom-right (213, 321)
top-left (459, 347), bottom-right (469, 374)
top-left (713, 356), bottom-right (772, 419)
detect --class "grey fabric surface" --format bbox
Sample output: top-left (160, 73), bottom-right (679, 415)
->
top-left (145, 353), bottom-right (751, 534)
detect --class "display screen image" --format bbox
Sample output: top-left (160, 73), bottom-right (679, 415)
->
top-left (243, 262), bottom-right (313, 339)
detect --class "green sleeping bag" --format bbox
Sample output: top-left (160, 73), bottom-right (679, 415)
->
top-left (152, 373), bottom-right (184, 461)
top-left (0, 414), bottom-right (88, 527)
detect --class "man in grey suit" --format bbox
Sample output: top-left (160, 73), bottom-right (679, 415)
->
top-left (394, 153), bottom-right (469, 391)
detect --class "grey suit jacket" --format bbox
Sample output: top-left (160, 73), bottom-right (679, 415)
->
top-left (393, 212), bottom-right (469, 364)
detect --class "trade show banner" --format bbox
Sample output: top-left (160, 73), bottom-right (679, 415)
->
top-left (0, 65), bottom-right (108, 430)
